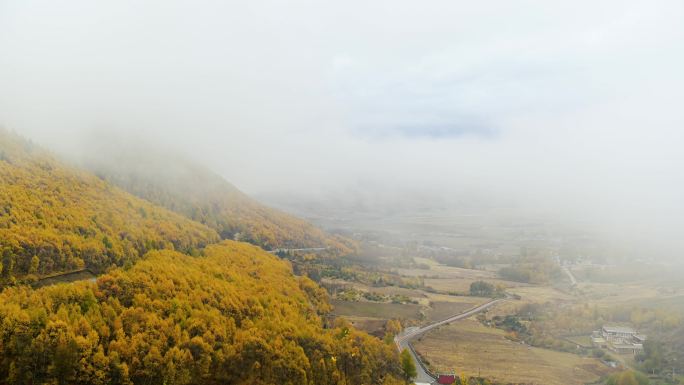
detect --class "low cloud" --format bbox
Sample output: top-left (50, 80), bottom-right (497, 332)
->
top-left (1, 0), bottom-right (683, 256)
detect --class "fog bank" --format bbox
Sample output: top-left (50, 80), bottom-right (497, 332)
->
top-left (1, 0), bottom-right (683, 256)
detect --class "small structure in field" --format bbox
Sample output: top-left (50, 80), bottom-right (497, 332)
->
top-left (436, 373), bottom-right (456, 384)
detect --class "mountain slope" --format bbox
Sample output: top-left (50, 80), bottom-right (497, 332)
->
top-left (82, 145), bottom-right (355, 253)
top-left (0, 131), bottom-right (219, 282)
top-left (0, 241), bottom-right (403, 384)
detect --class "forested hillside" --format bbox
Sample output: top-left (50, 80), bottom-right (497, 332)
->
top-left (0, 241), bottom-right (403, 385)
top-left (82, 145), bottom-right (355, 253)
top-left (0, 131), bottom-right (219, 283)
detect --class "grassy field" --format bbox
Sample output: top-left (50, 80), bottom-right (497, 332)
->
top-left (331, 299), bottom-right (422, 320)
top-left (565, 335), bottom-right (593, 347)
top-left (570, 263), bottom-right (684, 308)
top-left (397, 259), bottom-right (526, 295)
top-left (637, 294), bottom-right (684, 313)
top-left (424, 277), bottom-right (524, 293)
top-left (331, 295), bottom-right (484, 322)
top-left (337, 316), bottom-right (387, 336)
top-left (322, 278), bottom-right (428, 299)
top-left (578, 281), bottom-right (663, 305)
top-left (327, 259), bottom-right (500, 325)
top-left (424, 296), bottom-right (487, 322)
top-left (397, 264), bottom-right (499, 280)
top-left (413, 319), bottom-right (613, 385)
top-left (508, 285), bottom-right (574, 302)
top-left (485, 284), bottom-right (575, 319)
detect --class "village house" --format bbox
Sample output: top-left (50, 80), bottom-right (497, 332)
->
top-left (436, 373), bottom-right (456, 384)
top-left (592, 325), bottom-right (646, 355)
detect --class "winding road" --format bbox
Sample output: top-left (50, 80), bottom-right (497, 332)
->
top-left (269, 247), bottom-right (330, 254)
top-left (395, 298), bottom-right (507, 384)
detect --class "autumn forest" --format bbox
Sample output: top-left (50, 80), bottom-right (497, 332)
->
top-left (0, 131), bottom-right (405, 384)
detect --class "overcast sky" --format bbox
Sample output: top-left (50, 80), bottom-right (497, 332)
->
top-left (1, 0), bottom-right (684, 252)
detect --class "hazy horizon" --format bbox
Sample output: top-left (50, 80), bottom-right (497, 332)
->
top-left (2, 0), bottom-right (683, 257)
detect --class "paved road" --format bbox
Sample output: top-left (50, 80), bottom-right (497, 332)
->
top-left (395, 298), bottom-right (506, 384)
top-left (561, 265), bottom-right (578, 286)
top-left (269, 247), bottom-right (330, 254)
top-left (396, 331), bottom-right (435, 384)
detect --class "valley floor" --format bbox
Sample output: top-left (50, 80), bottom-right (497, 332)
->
top-left (413, 318), bottom-right (610, 385)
